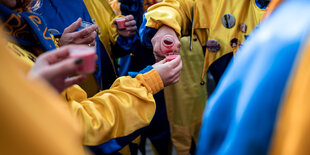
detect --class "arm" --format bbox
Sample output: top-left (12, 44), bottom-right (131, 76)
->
top-left (144, 0), bottom-right (193, 38)
top-left (63, 54), bottom-right (182, 145)
top-left (140, 0), bottom-right (193, 61)
top-left (63, 69), bottom-right (163, 145)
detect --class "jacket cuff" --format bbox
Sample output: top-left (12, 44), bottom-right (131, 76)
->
top-left (145, 5), bottom-right (182, 37)
top-left (136, 69), bottom-right (164, 94)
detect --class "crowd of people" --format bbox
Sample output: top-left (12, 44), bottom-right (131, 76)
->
top-left (1, 0), bottom-right (310, 155)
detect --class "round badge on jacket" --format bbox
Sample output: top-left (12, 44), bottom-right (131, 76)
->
top-left (222, 14), bottom-right (235, 29)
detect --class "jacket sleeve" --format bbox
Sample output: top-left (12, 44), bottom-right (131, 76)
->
top-left (144, 0), bottom-right (193, 37)
top-left (62, 69), bottom-right (164, 145)
top-left (83, 0), bottom-right (119, 50)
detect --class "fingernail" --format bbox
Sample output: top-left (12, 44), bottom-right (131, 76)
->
top-left (74, 58), bottom-right (83, 65)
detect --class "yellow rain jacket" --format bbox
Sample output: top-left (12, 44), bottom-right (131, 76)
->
top-left (144, 0), bottom-right (267, 154)
top-left (83, 0), bottom-right (120, 58)
top-left (0, 37), bottom-right (86, 155)
top-left (8, 41), bottom-right (164, 146)
top-left (145, 0), bottom-right (266, 76)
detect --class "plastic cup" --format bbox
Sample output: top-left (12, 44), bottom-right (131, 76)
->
top-left (79, 21), bottom-right (93, 30)
top-left (161, 35), bottom-right (175, 54)
top-left (166, 54), bottom-right (178, 62)
top-left (70, 47), bottom-right (96, 73)
top-left (115, 17), bottom-right (126, 30)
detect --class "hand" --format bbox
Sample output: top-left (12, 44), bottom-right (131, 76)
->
top-left (59, 18), bottom-right (98, 47)
top-left (151, 25), bottom-right (181, 62)
top-left (114, 15), bottom-right (137, 37)
top-left (29, 45), bottom-right (89, 93)
top-left (152, 55), bottom-right (182, 87)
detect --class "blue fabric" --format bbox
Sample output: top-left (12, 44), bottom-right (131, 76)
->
top-left (36, 0), bottom-right (91, 32)
top-left (120, 3), bottom-right (171, 155)
top-left (118, 54), bottom-right (131, 76)
top-left (116, 35), bottom-right (138, 76)
top-left (119, 0), bottom-right (144, 25)
top-left (116, 0), bottom-right (143, 76)
top-left (88, 127), bottom-right (146, 154)
top-left (139, 12), bottom-right (158, 47)
top-left (36, 1), bottom-right (158, 154)
top-left (128, 65), bottom-right (153, 77)
top-left (0, 4), bottom-right (56, 54)
top-left (255, 0), bottom-right (270, 9)
top-left (35, 0), bottom-right (117, 90)
top-left (196, 1), bottom-right (310, 155)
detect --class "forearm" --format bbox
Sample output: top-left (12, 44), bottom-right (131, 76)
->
top-left (144, 0), bottom-right (192, 37)
top-left (63, 69), bottom-right (164, 145)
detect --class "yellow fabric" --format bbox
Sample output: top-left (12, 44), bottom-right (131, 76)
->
top-left (163, 35), bottom-right (207, 154)
top-left (63, 69), bottom-right (163, 145)
top-left (0, 36), bottom-right (85, 155)
top-left (269, 38), bottom-right (310, 155)
top-left (146, 1), bottom-right (266, 153)
top-left (264, 0), bottom-right (284, 19)
top-left (109, 0), bottom-right (122, 15)
top-left (83, 0), bottom-right (120, 78)
top-left (7, 42), bottom-right (36, 69)
top-left (79, 74), bottom-right (101, 97)
top-left (7, 40), bottom-right (164, 146)
top-left (143, 0), bottom-right (163, 12)
top-left (145, 0), bottom-right (266, 79)
top-left (119, 145), bottom-right (131, 155)
top-left (83, 0), bottom-right (119, 55)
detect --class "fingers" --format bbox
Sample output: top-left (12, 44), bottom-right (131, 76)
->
top-left (43, 47), bottom-right (71, 64)
top-left (73, 24), bottom-right (98, 39)
top-left (127, 30), bottom-right (136, 37)
top-left (113, 18), bottom-right (117, 24)
top-left (125, 19), bottom-right (136, 27)
top-left (64, 74), bottom-right (87, 89)
top-left (157, 58), bottom-right (166, 64)
top-left (125, 15), bottom-right (134, 21)
top-left (166, 55), bottom-right (181, 68)
top-left (154, 53), bottom-right (165, 62)
top-left (173, 39), bottom-right (181, 53)
top-left (42, 57), bottom-right (84, 81)
top-left (64, 18), bottom-right (82, 33)
top-left (118, 30), bottom-right (136, 37)
top-left (152, 36), bottom-right (164, 60)
top-left (89, 40), bottom-right (96, 47)
top-left (126, 25), bottom-right (137, 31)
top-left (174, 57), bottom-right (183, 72)
top-left (77, 31), bottom-right (97, 45)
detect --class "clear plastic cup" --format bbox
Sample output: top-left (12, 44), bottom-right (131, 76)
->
top-left (79, 21), bottom-right (93, 30)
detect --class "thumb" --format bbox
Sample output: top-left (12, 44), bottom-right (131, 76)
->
top-left (157, 58), bottom-right (166, 64)
top-left (64, 18), bottom-right (82, 33)
top-left (113, 18), bottom-right (117, 24)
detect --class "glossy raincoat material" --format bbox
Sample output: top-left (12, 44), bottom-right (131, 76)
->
top-left (1, 3), bottom-right (165, 153)
top-left (197, 0), bottom-right (310, 154)
top-left (141, 0), bottom-right (268, 154)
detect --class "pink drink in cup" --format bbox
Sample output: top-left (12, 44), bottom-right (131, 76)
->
top-left (166, 55), bottom-right (178, 62)
top-left (115, 17), bottom-right (126, 30)
top-left (70, 47), bottom-right (96, 73)
top-left (161, 35), bottom-right (178, 62)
